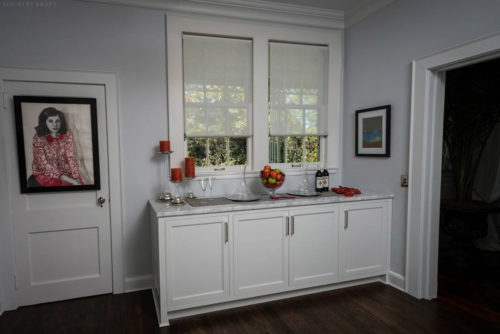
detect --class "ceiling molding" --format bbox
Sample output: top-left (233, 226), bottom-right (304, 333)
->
top-left (345, 0), bottom-right (395, 27)
top-left (80, 0), bottom-right (396, 29)
top-left (80, 0), bottom-right (345, 29)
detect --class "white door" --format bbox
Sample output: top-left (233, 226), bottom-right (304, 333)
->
top-left (289, 205), bottom-right (340, 287)
top-left (232, 210), bottom-right (289, 297)
top-left (165, 215), bottom-right (230, 309)
top-left (340, 201), bottom-right (388, 280)
top-left (3, 80), bottom-right (112, 306)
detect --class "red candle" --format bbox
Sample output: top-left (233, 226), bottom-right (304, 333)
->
top-left (171, 168), bottom-right (183, 181)
top-left (159, 140), bottom-right (170, 152)
top-left (185, 157), bottom-right (195, 178)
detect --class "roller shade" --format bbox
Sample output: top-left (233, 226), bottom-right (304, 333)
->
top-left (183, 34), bottom-right (253, 138)
top-left (269, 42), bottom-right (328, 136)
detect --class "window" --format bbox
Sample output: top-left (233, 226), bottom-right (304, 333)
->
top-left (167, 14), bottom-right (341, 176)
top-left (183, 34), bottom-right (252, 168)
top-left (268, 42), bottom-right (328, 165)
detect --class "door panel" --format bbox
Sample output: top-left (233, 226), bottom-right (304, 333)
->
top-left (165, 216), bottom-right (229, 308)
top-left (340, 201), bottom-right (388, 279)
top-left (4, 80), bottom-right (112, 306)
top-left (232, 211), bottom-right (289, 297)
top-left (289, 206), bottom-right (339, 287)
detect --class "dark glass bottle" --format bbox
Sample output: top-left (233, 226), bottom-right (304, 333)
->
top-left (322, 169), bottom-right (329, 192)
top-left (315, 168), bottom-right (323, 192)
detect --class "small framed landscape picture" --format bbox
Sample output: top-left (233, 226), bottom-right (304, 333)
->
top-left (355, 105), bottom-right (391, 157)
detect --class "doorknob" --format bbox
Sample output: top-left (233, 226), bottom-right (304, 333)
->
top-left (97, 197), bottom-right (106, 207)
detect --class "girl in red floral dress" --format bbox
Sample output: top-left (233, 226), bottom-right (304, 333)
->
top-left (29, 107), bottom-right (83, 187)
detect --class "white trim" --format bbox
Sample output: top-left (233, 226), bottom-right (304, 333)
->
top-left (124, 275), bottom-right (153, 293)
top-left (344, 0), bottom-right (395, 27)
top-left (81, 0), bottom-right (395, 29)
top-left (80, 0), bottom-right (345, 29)
top-left (0, 67), bottom-right (124, 311)
top-left (386, 271), bottom-right (405, 292)
top-left (406, 31), bottom-right (500, 299)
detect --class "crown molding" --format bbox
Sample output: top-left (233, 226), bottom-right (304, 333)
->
top-left (344, 0), bottom-right (395, 27)
top-left (79, 0), bottom-right (345, 29)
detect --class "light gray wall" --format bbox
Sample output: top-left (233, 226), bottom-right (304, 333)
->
top-left (343, 0), bottom-right (500, 276)
top-left (0, 0), bottom-right (168, 282)
top-left (0, 0), bottom-right (339, 300)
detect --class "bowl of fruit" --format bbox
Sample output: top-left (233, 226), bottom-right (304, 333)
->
top-left (260, 165), bottom-right (285, 196)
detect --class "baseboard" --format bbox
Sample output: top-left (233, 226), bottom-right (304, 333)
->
top-left (386, 271), bottom-right (405, 291)
top-left (124, 275), bottom-right (152, 293)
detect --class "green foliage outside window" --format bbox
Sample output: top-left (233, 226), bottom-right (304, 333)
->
top-left (187, 137), bottom-right (247, 167)
top-left (269, 136), bottom-right (319, 164)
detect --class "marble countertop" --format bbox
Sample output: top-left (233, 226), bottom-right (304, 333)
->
top-left (150, 190), bottom-right (393, 218)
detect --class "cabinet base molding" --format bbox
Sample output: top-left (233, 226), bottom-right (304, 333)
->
top-left (124, 275), bottom-right (153, 293)
top-left (156, 276), bottom-right (383, 327)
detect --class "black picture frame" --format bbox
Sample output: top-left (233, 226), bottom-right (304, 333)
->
top-left (13, 96), bottom-right (101, 193)
top-left (355, 105), bottom-right (391, 157)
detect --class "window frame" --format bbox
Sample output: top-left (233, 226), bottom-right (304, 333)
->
top-left (166, 13), bottom-right (341, 178)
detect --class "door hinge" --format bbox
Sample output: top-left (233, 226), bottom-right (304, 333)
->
top-left (2, 92), bottom-right (7, 110)
top-left (14, 275), bottom-right (18, 290)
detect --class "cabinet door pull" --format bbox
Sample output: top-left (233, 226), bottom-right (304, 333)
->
top-left (344, 211), bottom-right (348, 229)
top-left (286, 216), bottom-right (289, 236)
top-left (224, 222), bottom-right (228, 243)
top-left (291, 216), bottom-right (295, 235)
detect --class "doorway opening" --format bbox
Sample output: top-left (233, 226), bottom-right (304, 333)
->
top-left (438, 58), bottom-right (500, 319)
top-left (406, 32), bottom-right (500, 299)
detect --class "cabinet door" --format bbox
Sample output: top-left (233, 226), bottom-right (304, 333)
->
top-left (165, 215), bottom-right (229, 308)
top-left (289, 205), bottom-right (340, 287)
top-left (232, 210), bottom-right (289, 297)
top-left (340, 201), bottom-right (389, 279)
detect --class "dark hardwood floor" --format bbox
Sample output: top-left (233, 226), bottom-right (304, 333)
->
top-left (1, 282), bottom-right (499, 334)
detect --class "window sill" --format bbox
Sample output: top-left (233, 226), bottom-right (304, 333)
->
top-left (192, 168), bottom-right (337, 180)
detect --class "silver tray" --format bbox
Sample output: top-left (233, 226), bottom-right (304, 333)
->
top-left (287, 190), bottom-right (321, 197)
top-left (226, 194), bottom-right (261, 202)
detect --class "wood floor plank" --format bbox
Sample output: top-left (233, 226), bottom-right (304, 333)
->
top-left (1, 283), bottom-right (499, 334)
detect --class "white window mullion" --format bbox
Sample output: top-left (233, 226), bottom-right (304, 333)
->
top-left (252, 36), bottom-right (269, 169)
top-left (284, 137), bottom-right (288, 163)
top-left (226, 138), bottom-right (230, 166)
top-left (205, 138), bottom-right (210, 167)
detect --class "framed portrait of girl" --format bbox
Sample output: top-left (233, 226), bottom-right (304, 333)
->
top-left (13, 96), bottom-right (101, 193)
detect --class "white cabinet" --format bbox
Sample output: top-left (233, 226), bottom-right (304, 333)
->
top-left (151, 197), bottom-right (391, 327)
top-left (340, 200), bottom-right (390, 280)
top-left (164, 215), bottom-right (230, 309)
top-left (232, 210), bottom-right (289, 297)
top-left (289, 205), bottom-right (339, 287)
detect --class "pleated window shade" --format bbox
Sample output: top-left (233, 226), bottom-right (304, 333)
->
top-left (269, 42), bottom-right (328, 136)
top-left (183, 34), bottom-right (253, 138)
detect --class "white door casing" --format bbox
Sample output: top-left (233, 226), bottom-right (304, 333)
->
top-left (406, 32), bottom-right (500, 299)
top-left (0, 68), bottom-right (123, 309)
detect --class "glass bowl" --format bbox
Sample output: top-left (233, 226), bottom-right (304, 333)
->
top-left (260, 168), bottom-right (286, 196)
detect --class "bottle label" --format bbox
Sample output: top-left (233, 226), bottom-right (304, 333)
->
top-left (316, 178), bottom-right (323, 188)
